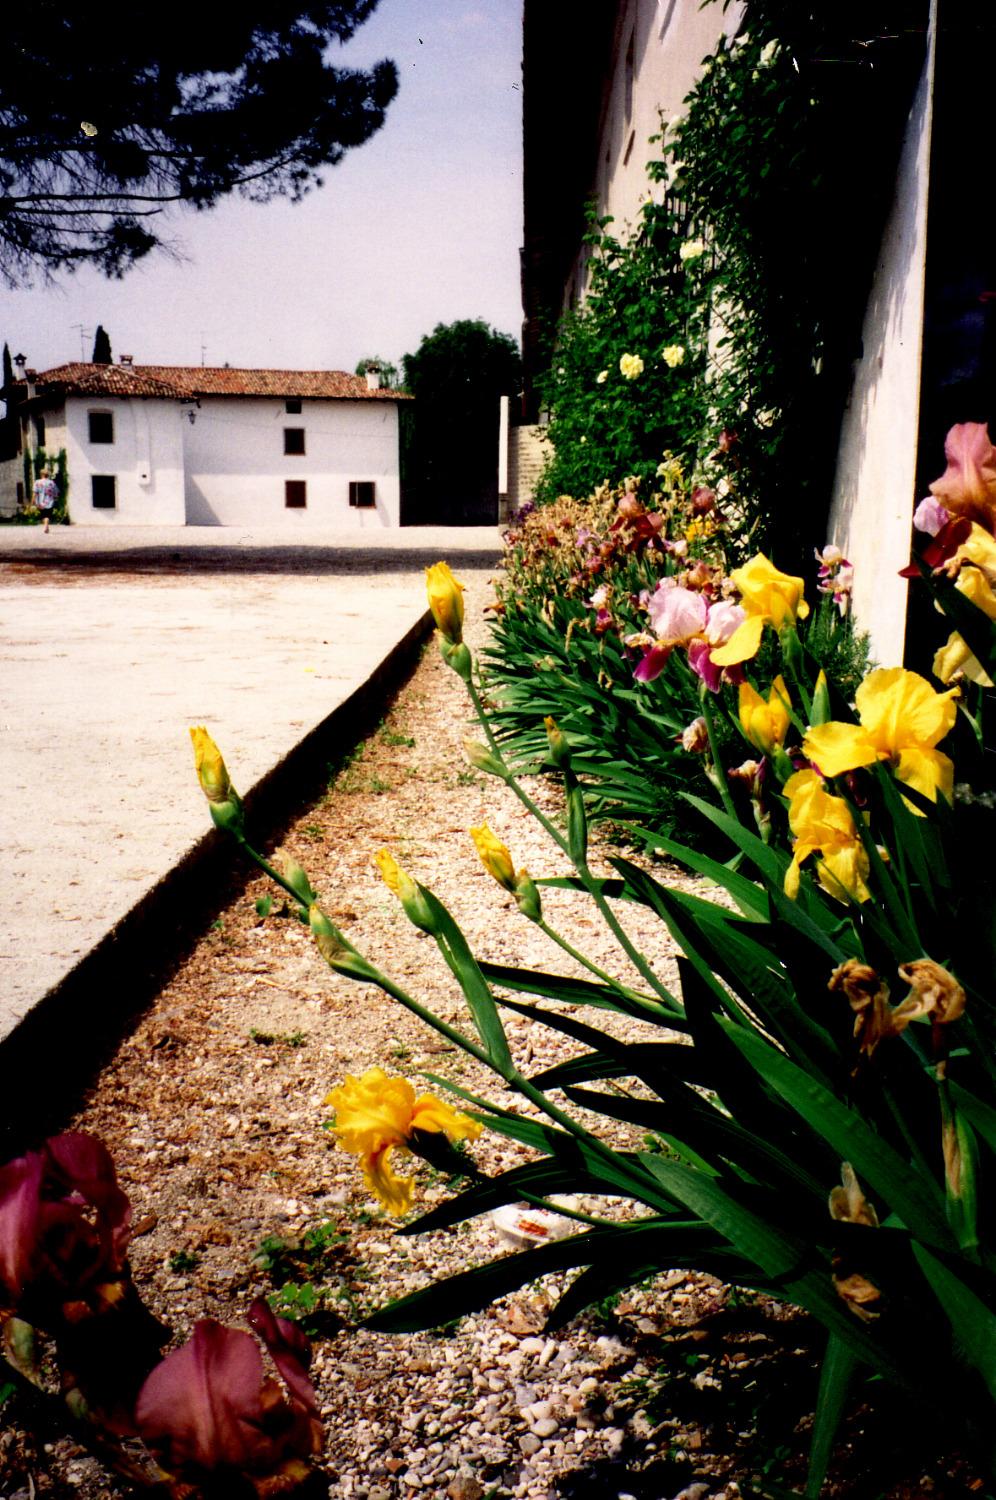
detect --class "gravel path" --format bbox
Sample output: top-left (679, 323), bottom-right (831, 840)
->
top-left (1, 568), bottom-right (969, 1499)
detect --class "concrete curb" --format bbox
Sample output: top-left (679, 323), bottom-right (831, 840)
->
top-left (0, 609), bottom-right (433, 1152)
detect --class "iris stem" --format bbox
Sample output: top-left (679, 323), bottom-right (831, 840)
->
top-left (466, 672), bottom-right (679, 1008)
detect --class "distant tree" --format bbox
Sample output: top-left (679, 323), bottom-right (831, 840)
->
top-left (0, 341), bottom-right (17, 458)
top-left (0, 2), bottom-right (398, 286)
top-left (355, 355), bottom-right (399, 389)
top-left (92, 325), bottom-right (112, 364)
top-left (402, 320), bottom-right (521, 523)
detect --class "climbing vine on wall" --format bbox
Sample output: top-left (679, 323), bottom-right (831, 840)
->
top-left (535, 3), bottom-right (926, 561)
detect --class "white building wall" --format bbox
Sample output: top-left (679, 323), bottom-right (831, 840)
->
top-left (570, 0), bottom-right (742, 306)
top-left (826, 20), bottom-right (936, 667)
top-left (63, 397), bottom-right (186, 525)
top-left (181, 397), bottom-right (401, 527)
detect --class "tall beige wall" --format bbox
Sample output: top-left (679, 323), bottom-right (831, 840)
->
top-left (826, 20), bottom-right (936, 668)
top-left (568, 0), bottom-right (742, 307)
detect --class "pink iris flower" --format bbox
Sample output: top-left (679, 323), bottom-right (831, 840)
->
top-left (928, 422), bottom-right (996, 532)
top-left (635, 586), bottom-right (745, 690)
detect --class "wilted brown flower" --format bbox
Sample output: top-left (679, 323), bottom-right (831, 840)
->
top-left (832, 1269), bottom-right (882, 1321)
top-left (896, 958), bottom-right (966, 1025)
top-left (680, 716), bottom-right (709, 754)
top-left (829, 1162), bottom-right (879, 1227)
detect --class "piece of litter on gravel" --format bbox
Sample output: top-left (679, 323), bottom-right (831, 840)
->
top-left (491, 1198), bottom-right (578, 1248)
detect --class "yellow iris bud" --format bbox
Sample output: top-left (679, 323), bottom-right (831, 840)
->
top-left (543, 715), bottom-right (571, 769)
top-left (190, 725), bottom-right (233, 804)
top-left (374, 849), bottom-right (435, 932)
top-left (469, 823), bottom-right (517, 891)
top-left (189, 725), bottom-right (243, 833)
top-left (738, 675), bottom-right (791, 756)
top-left (425, 561), bottom-right (465, 645)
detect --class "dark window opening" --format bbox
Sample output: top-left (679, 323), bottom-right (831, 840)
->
top-left (349, 481), bottom-right (376, 509)
top-left (89, 411), bottom-right (114, 444)
top-left (34, 415), bottom-right (46, 446)
top-left (284, 427), bottom-right (305, 455)
top-left (92, 474), bottom-right (117, 508)
top-left (285, 480), bottom-right (307, 508)
top-left (285, 399), bottom-right (302, 414)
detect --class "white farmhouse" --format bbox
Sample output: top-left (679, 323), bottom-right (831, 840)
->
top-left (6, 360), bottom-right (409, 526)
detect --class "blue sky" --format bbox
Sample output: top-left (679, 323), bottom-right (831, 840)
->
top-left (0, 0), bottom-right (523, 375)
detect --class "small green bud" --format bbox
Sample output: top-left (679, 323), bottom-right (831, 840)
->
top-left (513, 871), bottom-right (543, 923)
top-left (281, 856), bottom-right (317, 906)
top-left (309, 904), bottom-right (375, 979)
top-left (440, 639), bottom-right (473, 681)
top-left (544, 715), bottom-right (571, 769)
top-left (811, 669), bottom-right (832, 727)
top-left (463, 738), bottom-right (509, 779)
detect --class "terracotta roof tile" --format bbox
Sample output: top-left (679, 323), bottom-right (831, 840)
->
top-left (33, 363), bottom-right (409, 401)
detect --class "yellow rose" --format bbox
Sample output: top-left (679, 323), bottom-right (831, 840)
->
top-left (619, 353), bottom-right (644, 380)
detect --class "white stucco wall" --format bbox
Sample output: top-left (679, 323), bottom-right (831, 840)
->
top-left (181, 397), bottom-right (401, 527)
top-left (570, 0), bottom-right (742, 306)
top-left (62, 398), bottom-right (186, 525)
top-left (826, 21), bottom-right (935, 667)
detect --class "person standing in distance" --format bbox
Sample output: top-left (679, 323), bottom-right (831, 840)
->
top-left (32, 466), bottom-right (58, 533)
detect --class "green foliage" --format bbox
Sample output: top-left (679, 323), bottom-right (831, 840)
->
top-left (168, 1249), bottom-right (200, 1274)
top-left (253, 1221), bottom-right (368, 1331)
top-left (401, 319), bottom-right (520, 522)
top-left (0, 2), bottom-right (399, 283)
top-left (91, 325), bottom-right (112, 364)
top-left (349, 580), bottom-right (995, 1481)
top-left (536, 210), bottom-right (712, 505)
top-left (354, 355), bottom-right (399, 388)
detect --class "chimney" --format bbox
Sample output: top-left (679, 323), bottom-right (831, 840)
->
top-left (365, 367), bottom-right (380, 391)
top-left (119, 354), bottom-right (134, 366)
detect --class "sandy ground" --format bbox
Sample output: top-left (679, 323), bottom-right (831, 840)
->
top-left (0, 524), bottom-right (500, 1038)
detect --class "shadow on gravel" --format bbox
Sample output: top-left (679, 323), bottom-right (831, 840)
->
top-left (1, 545), bottom-right (501, 578)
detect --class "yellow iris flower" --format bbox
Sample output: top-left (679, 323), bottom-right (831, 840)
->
top-left (710, 554), bottom-right (809, 666)
top-left (803, 667), bottom-right (957, 806)
top-left (425, 561), bottom-right (465, 644)
top-left (739, 675), bottom-right (791, 755)
top-left (783, 769), bottom-right (871, 903)
top-left (326, 1067), bottom-right (481, 1216)
top-left (933, 565), bottom-right (996, 687)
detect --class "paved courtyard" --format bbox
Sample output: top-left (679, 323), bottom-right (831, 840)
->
top-left (0, 525), bottom-right (501, 1045)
